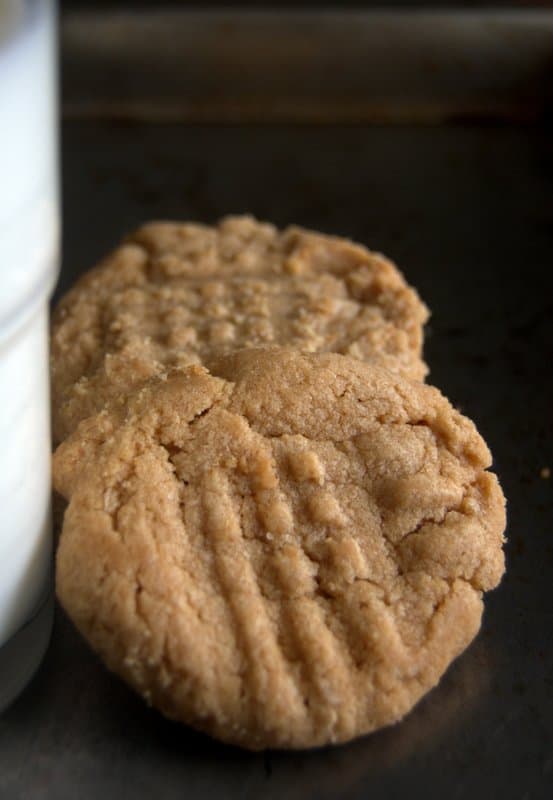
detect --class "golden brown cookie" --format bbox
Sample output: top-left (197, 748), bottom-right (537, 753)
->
top-left (51, 216), bottom-right (429, 443)
top-left (53, 348), bottom-right (505, 750)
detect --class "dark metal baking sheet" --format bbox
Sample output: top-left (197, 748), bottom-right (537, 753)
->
top-left (1, 10), bottom-right (553, 800)
top-left (61, 9), bottom-right (553, 124)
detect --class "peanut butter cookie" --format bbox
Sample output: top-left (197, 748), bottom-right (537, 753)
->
top-left (51, 216), bottom-right (428, 443)
top-left (53, 348), bottom-right (505, 750)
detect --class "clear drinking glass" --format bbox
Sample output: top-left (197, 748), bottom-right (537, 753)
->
top-left (0, 0), bottom-right (59, 711)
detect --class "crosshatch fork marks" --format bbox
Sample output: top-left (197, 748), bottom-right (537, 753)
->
top-left (200, 467), bottom-right (307, 742)
top-left (242, 444), bottom-right (360, 741)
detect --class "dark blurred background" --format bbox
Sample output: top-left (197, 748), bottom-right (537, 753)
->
top-left (60, 0), bottom-right (553, 8)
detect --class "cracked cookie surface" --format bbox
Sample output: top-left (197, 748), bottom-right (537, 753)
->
top-left (53, 348), bottom-right (505, 750)
top-left (51, 216), bottom-right (428, 443)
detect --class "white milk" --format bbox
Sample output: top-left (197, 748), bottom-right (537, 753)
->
top-left (0, 0), bottom-right (58, 710)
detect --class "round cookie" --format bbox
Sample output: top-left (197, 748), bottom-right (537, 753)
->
top-left (53, 348), bottom-right (505, 750)
top-left (51, 216), bottom-right (429, 443)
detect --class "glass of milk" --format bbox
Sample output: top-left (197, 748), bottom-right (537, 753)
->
top-left (0, 0), bottom-right (59, 710)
